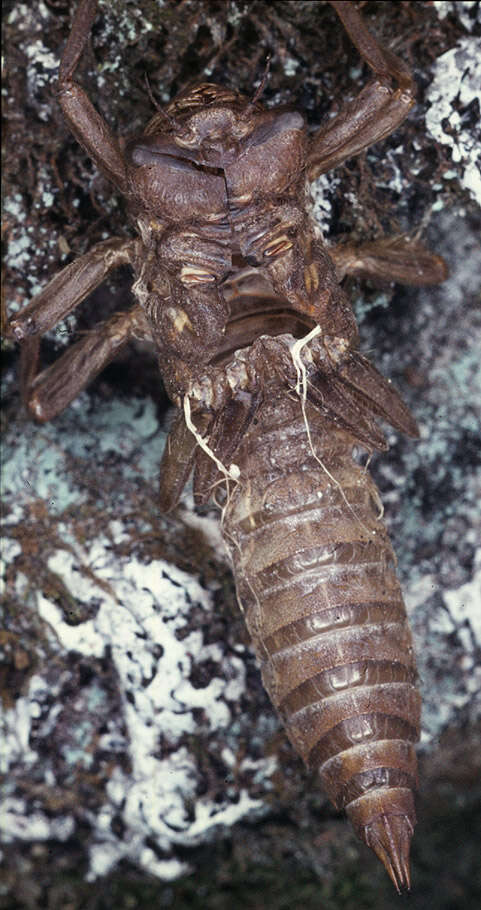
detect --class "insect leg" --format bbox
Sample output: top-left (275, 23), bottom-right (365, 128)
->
top-left (58, 0), bottom-right (127, 192)
top-left (22, 305), bottom-right (152, 423)
top-left (8, 238), bottom-right (137, 342)
top-left (307, 1), bottom-right (415, 180)
top-left (330, 236), bottom-right (449, 286)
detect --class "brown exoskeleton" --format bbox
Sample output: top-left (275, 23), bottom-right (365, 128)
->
top-left (8, 0), bottom-right (448, 891)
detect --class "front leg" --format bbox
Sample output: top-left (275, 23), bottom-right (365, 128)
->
top-left (58, 0), bottom-right (127, 192)
top-left (307, 1), bottom-right (415, 180)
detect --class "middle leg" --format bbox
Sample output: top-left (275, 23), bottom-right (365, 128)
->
top-left (23, 305), bottom-right (153, 422)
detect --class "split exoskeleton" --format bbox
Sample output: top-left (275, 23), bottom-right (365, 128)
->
top-left (8, 0), bottom-right (447, 890)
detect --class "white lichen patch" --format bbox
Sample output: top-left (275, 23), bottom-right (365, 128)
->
top-left (98, 0), bottom-right (155, 45)
top-left (426, 36), bottom-right (481, 206)
top-left (0, 530), bottom-right (267, 881)
top-left (13, 4), bottom-right (58, 120)
top-left (7, 1), bottom-right (51, 29)
top-left (4, 190), bottom-right (66, 305)
top-left (0, 800), bottom-right (75, 845)
top-left (0, 539), bottom-right (21, 598)
top-left (433, 1), bottom-right (481, 32)
top-left (1, 419), bottom-right (87, 522)
top-left (25, 39), bottom-right (57, 86)
top-left (283, 57), bottom-right (299, 78)
top-left (2, 396), bottom-right (164, 526)
top-left (308, 172), bottom-right (341, 237)
top-left (94, 0), bottom-right (155, 97)
top-left (5, 189), bottom-right (57, 270)
top-left (0, 696), bottom-right (38, 774)
top-left (367, 145), bottom-right (406, 196)
top-left (411, 563), bottom-right (481, 741)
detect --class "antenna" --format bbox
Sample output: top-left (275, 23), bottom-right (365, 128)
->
top-left (246, 55), bottom-right (272, 110)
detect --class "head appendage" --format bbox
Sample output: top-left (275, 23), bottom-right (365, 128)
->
top-left (245, 55), bottom-right (272, 111)
top-left (143, 72), bottom-right (162, 112)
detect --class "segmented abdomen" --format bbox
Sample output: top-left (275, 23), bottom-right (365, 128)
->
top-left (222, 389), bottom-right (420, 875)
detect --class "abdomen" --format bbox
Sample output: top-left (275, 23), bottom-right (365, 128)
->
top-left (222, 390), bottom-right (420, 883)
